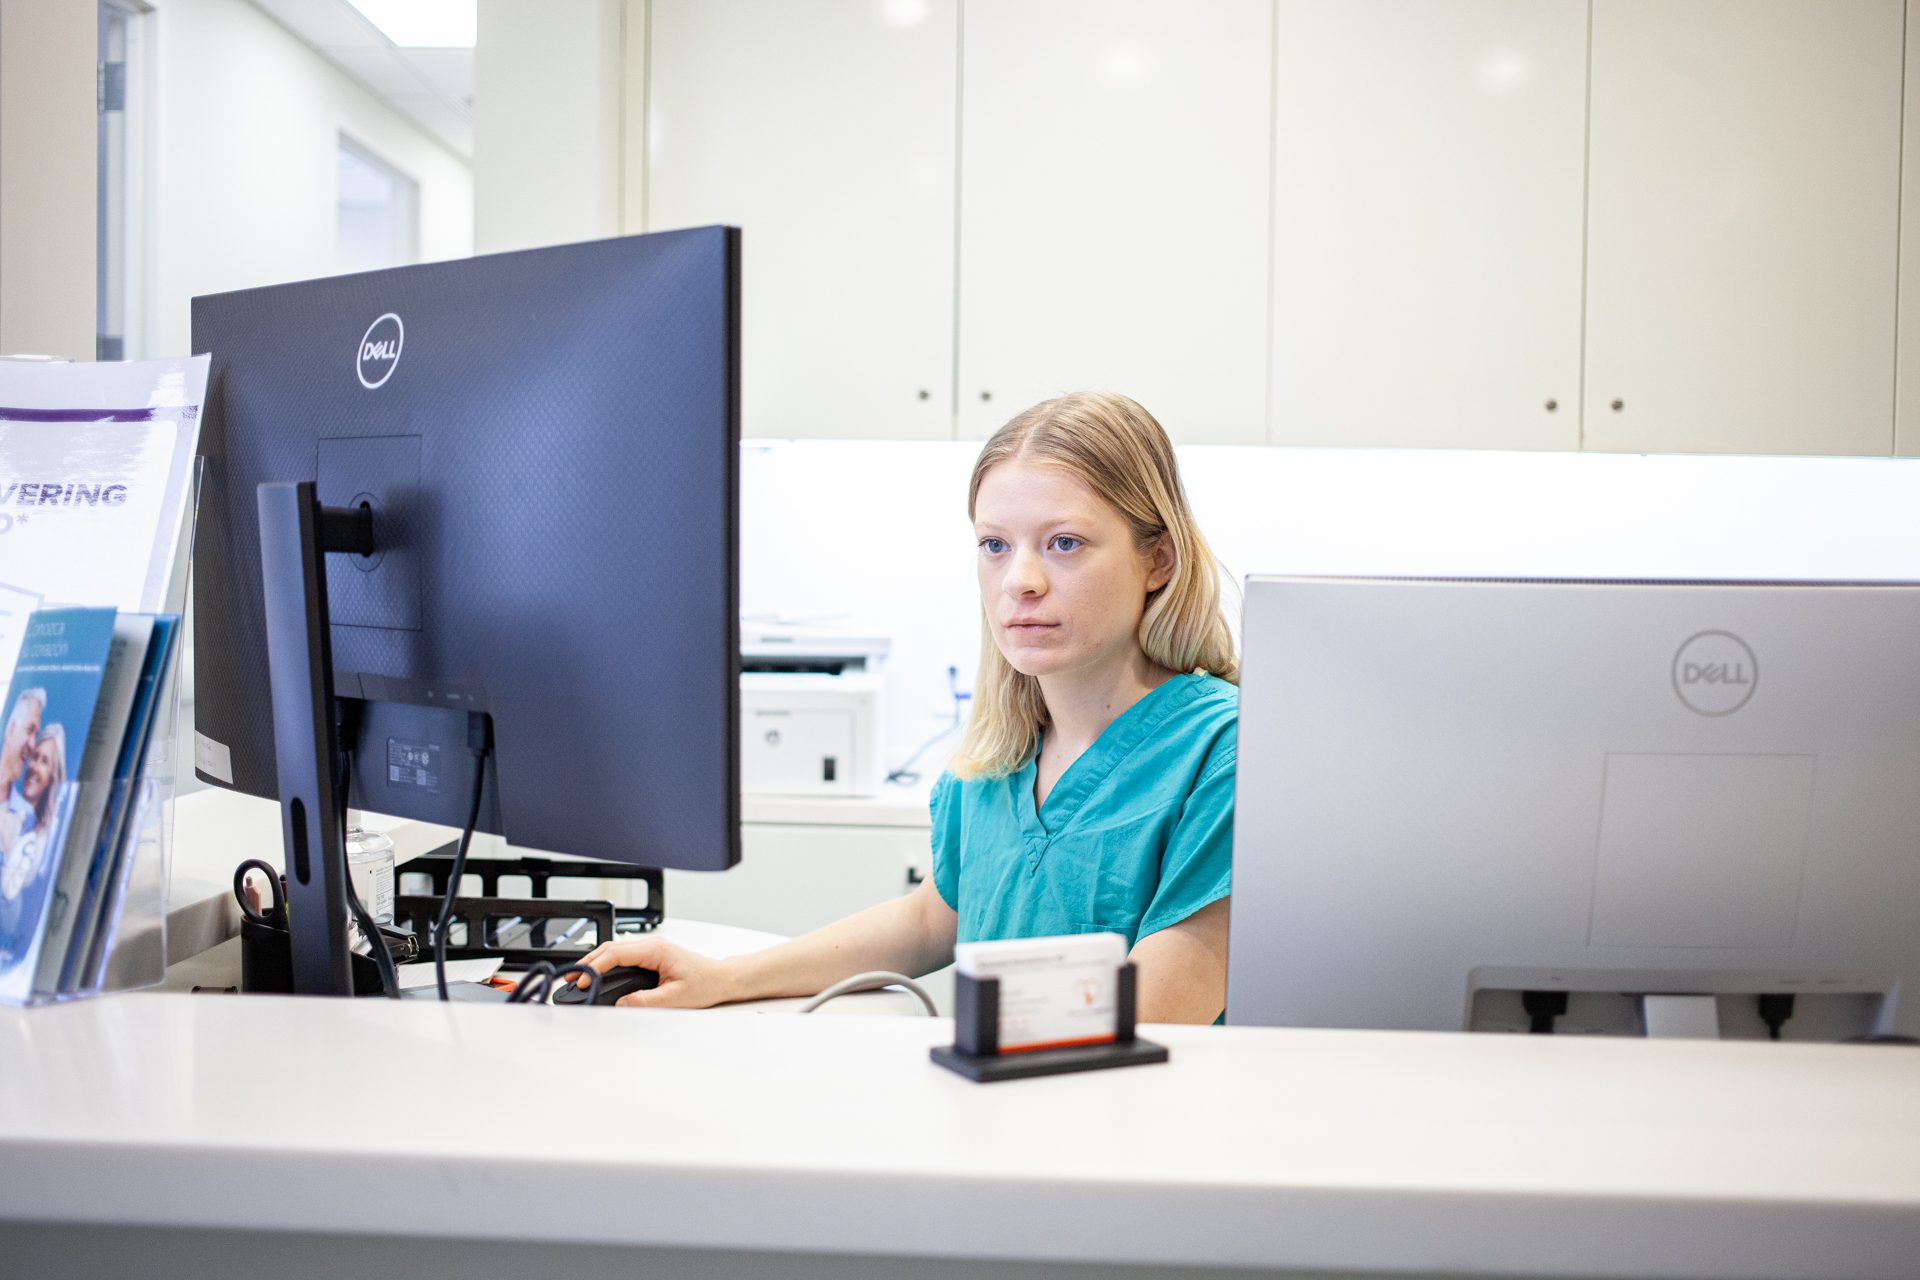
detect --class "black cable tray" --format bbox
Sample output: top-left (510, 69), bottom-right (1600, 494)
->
top-left (394, 851), bottom-right (664, 968)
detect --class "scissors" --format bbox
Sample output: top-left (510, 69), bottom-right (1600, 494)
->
top-left (233, 859), bottom-right (287, 930)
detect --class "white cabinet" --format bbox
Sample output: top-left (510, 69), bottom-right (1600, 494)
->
top-left (1583, 0), bottom-right (1903, 456)
top-left (646, 0), bottom-right (958, 440)
top-left (1269, 0), bottom-right (1588, 450)
top-left (663, 822), bottom-right (919, 939)
top-left (954, 0), bottom-right (1273, 444)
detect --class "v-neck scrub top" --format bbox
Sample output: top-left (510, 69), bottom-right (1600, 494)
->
top-left (930, 672), bottom-right (1238, 948)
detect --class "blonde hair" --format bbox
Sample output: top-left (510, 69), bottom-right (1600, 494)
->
top-left (949, 392), bottom-right (1238, 779)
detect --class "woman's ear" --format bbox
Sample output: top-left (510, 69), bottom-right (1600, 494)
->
top-left (1146, 534), bottom-right (1176, 594)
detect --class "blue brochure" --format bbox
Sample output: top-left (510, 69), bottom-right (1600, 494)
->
top-left (0, 608), bottom-right (119, 1003)
top-left (63, 613), bottom-right (180, 993)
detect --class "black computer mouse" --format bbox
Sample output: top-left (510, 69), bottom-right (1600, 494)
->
top-left (551, 965), bottom-right (659, 1006)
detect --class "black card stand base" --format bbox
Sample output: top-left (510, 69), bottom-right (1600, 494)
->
top-left (931, 961), bottom-right (1169, 1082)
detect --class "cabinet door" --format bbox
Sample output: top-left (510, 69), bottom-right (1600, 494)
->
top-left (1584, 0), bottom-right (1902, 455)
top-left (955, 0), bottom-right (1272, 444)
top-left (663, 824), bottom-right (917, 938)
top-left (1270, 0), bottom-right (1587, 450)
top-left (647, 0), bottom-right (957, 440)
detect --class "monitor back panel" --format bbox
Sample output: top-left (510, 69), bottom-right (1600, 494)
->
top-left (191, 228), bottom-right (740, 871)
top-left (1226, 576), bottom-right (1920, 1031)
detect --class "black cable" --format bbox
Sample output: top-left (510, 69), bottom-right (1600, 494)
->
top-left (336, 745), bottom-right (399, 1000)
top-left (506, 961), bottom-right (558, 1004)
top-left (433, 714), bottom-right (494, 1002)
top-left (1521, 989), bottom-right (1569, 1034)
top-left (506, 962), bottom-right (601, 1005)
top-left (1758, 993), bottom-right (1795, 1042)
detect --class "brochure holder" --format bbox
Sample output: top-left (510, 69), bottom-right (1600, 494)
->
top-left (0, 460), bottom-right (202, 1006)
top-left (0, 616), bottom-right (188, 1005)
top-left (930, 962), bottom-right (1170, 1083)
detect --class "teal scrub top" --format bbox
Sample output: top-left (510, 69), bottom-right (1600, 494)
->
top-left (930, 672), bottom-right (1237, 950)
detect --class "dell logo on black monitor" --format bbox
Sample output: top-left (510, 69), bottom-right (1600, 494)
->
top-left (356, 313), bottom-right (404, 389)
top-left (1672, 630), bottom-right (1759, 716)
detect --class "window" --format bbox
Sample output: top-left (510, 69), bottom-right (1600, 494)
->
top-left (97, 0), bottom-right (152, 361)
top-left (337, 136), bottom-right (420, 274)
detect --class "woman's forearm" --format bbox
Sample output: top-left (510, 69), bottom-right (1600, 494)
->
top-left (719, 880), bottom-right (957, 1003)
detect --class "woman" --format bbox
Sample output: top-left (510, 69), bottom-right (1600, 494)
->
top-left (579, 392), bottom-right (1239, 1022)
top-left (2, 725), bottom-right (66, 897)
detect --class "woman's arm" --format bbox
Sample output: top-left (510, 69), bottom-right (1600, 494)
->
top-left (576, 877), bottom-right (959, 1008)
top-left (1129, 896), bottom-right (1230, 1024)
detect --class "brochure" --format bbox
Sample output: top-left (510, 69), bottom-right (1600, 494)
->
top-left (61, 614), bottom-right (180, 993)
top-left (0, 357), bottom-right (206, 696)
top-left (0, 609), bottom-right (120, 1002)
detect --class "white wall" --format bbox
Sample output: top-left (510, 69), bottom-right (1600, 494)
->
top-left (150, 0), bottom-right (473, 361)
top-left (473, 0), bottom-right (624, 253)
top-left (0, 0), bottom-right (95, 361)
top-left (740, 440), bottom-right (1920, 780)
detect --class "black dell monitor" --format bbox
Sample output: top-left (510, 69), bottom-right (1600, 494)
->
top-left (191, 227), bottom-right (741, 992)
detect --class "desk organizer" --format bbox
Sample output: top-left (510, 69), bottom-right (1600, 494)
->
top-left (391, 853), bottom-right (663, 968)
top-left (931, 962), bottom-right (1169, 1082)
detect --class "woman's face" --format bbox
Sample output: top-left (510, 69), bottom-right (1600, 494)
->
top-left (23, 737), bottom-right (55, 803)
top-left (973, 460), bottom-right (1172, 682)
top-left (2, 703), bottom-right (39, 780)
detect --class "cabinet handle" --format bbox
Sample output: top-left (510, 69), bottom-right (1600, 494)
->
top-left (906, 867), bottom-right (925, 886)
top-left (979, 390), bottom-right (993, 402)
top-left (917, 389), bottom-right (930, 401)
top-left (1610, 399), bottom-right (1625, 412)
top-left (1545, 399), bottom-right (1558, 412)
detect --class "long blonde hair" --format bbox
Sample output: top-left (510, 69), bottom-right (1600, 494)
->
top-left (949, 392), bottom-right (1238, 779)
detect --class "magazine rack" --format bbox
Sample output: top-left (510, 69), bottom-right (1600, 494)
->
top-left (0, 459), bottom-right (201, 1006)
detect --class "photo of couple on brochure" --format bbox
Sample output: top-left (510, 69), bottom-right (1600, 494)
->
top-left (0, 685), bottom-right (74, 970)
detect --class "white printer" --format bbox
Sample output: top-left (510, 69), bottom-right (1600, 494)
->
top-left (739, 623), bottom-right (890, 797)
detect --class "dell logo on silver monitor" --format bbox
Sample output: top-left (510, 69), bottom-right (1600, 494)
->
top-left (1672, 630), bottom-right (1758, 716)
top-left (356, 313), bottom-right (404, 389)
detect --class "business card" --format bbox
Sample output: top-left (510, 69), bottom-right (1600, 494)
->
top-left (954, 932), bottom-right (1127, 1053)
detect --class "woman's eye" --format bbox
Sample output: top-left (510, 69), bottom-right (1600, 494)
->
top-left (1050, 536), bottom-right (1082, 552)
top-left (979, 537), bottom-right (1007, 555)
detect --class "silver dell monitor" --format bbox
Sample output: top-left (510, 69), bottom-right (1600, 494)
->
top-left (1225, 575), bottom-right (1920, 1040)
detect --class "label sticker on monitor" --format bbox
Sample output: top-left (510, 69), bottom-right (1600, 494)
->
top-left (194, 732), bottom-right (233, 785)
top-left (388, 739), bottom-right (441, 791)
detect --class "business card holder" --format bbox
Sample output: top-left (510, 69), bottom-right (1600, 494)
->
top-left (930, 961), bottom-right (1169, 1082)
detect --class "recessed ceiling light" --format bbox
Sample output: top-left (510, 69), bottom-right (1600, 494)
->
top-left (346, 0), bottom-right (476, 49)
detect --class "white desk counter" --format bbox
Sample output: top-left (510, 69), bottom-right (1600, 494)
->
top-left (1, 994), bottom-right (1916, 1279)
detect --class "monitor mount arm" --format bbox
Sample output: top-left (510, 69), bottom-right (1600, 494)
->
top-left (258, 481), bottom-right (373, 996)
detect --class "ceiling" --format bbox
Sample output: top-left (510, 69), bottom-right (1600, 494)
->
top-left (249, 0), bottom-right (474, 160)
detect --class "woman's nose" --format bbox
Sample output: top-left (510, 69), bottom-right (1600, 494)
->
top-left (1004, 548), bottom-right (1046, 596)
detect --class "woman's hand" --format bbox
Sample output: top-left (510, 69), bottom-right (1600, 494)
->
top-left (571, 935), bottom-right (741, 1009)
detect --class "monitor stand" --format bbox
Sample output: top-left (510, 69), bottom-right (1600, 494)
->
top-left (257, 480), bottom-right (652, 996)
top-left (257, 480), bottom-right (376, 997)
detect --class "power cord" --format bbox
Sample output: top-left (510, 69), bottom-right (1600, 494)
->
top-left (1520, 989), bottom-right (1569, 1034)
top-left (1758, 993), bottom-right (1795, 1041)
top-left (800, 970), bottom-right (938, 1015)
top-left (507, 961), bottom-right (601, 1005)
top-left (332, 720), bottom-right (399, 1000)
top-left (434, 712), bottom-right (494, 1002)
top-left (886, 665), bottom-right (969, 786)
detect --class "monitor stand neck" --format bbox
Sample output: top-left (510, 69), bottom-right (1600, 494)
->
top-left (257, 481), bottom-right (374, 997)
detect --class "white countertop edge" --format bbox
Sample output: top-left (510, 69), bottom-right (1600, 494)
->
top-left (3, 1140), bottom-right (1916, 1279)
